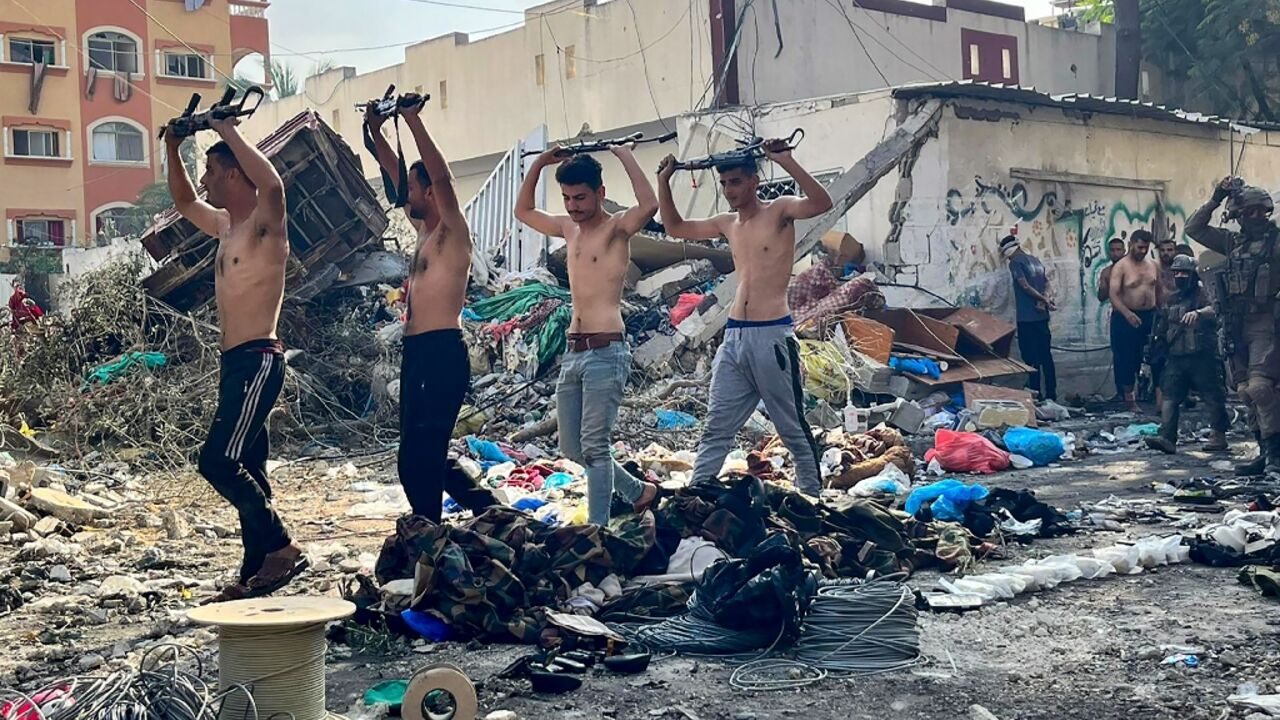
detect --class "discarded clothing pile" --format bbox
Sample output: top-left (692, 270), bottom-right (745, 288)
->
top-left (788, 264), bottom-right (885, 327)
top-left (904, 480), bottom-right (1075, 542)
top-left (371, 472), bottom-right (954, 643)
top-left (825, 425), bottom-right (916, 490)
top-left (468, 282), bottom-right (574, 369)
top-left (1187, 509), bottom-right (1280, 567)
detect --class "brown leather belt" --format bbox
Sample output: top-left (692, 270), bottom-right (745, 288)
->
top-left (566, 332), bottom-right (625, 352)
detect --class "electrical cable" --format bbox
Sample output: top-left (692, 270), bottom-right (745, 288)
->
top-left (625, 0), bottom-right (672, 133)
top-left (846, 0), bottom-right (954, 82)
top-left (729, 579), bottom-right (921, 691)
top-left (818, 0), bottom-right (889, 88)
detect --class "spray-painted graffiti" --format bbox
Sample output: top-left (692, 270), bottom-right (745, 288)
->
top-left (926, 175), bottom-right (1189, 348)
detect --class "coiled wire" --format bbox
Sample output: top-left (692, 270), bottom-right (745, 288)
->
top-left (730, 580), bottom-right (921, 691)
top-left (0, 644), bottom-right (264, 720)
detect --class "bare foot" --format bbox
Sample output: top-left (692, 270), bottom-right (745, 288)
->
top-left (632, 482), bottom-right (659, 514)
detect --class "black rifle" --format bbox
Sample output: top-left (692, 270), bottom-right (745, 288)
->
top-left (357, 84), bottom-right (430, 118)
top-left (360, 85), bottom-right (432, 208)
top-left (159, 86), bottom-right (265, 139)
top-left (665, 128), bottom-right (804, 171)
top-left (520, 131), bottom-right (678, 159)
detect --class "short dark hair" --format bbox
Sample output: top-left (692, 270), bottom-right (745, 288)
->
top-left (1176, 243), bottom-right (1194, 256)
top-left (1157, 237), bottom-right (1176, 247)
top-left (409, 160), bottom-right (432, 189)
top-left (715, 156), bottom-right (759, 177)
top-left (1130, 229), bottom-right (1154, 245)
top-left (555, 154), bottom-right (603, 190)
top-left (206, 141), bottom-right (254, 188)
top-left (1108, 237), bottom-right (1125, 248)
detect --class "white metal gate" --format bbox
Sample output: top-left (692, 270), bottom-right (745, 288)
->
top-left (464, 125), bottom-right (548, 273)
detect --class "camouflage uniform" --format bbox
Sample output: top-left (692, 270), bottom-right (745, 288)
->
top-left (1146, 258), bottom-right (1228, 451)
top-left (1187, 181), bottom-right (1280, 472)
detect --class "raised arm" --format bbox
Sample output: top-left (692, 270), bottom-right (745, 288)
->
top-left (209, 117), bottom-right (285, 233)
top-left (610, 144), bottom-right (659, 236)
top-left (763, 139), bottom-right (833, 221)
top-left (362, 103), bottom-right (415, 226)
top-left (165, 132), bottom-right (225, 237)
top-left (656, 155), bottom-right (727, 240)
top-left (1186, 177), bottom-right (1235, 255)
top-left (401, 102), bottom-right (464, 233)
top-left (515, 147), bottom-right (568, 238)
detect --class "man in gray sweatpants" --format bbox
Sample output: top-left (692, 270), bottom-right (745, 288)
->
top-left (656, 139), bottom-right (833, 496)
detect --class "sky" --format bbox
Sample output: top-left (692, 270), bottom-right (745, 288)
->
top-left (254, 0), bottom-right (1060, 79)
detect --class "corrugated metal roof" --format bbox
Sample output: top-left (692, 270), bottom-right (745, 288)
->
top-left (892, 80), bottom-right (1253, 130)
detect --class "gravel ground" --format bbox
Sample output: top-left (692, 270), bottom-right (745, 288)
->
top-left (2, 420), bottom-right (1277, 720)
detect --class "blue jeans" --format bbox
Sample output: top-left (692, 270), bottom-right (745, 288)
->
top-left (556, 341), bottom-right (644, 524)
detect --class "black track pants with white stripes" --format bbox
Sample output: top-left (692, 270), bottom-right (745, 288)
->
top-left (198, 338), bottom-right (290, 584)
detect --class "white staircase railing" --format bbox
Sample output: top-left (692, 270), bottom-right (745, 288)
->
top-left (464, 125), bottom-right (548, 274)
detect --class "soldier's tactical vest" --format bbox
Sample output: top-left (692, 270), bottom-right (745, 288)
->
top-left (1225, 226), bottom-right (1280, 311)
top-left (1160, 290), bottom-right (1216, 356)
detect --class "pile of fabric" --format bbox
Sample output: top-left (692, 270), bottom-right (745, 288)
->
top-left (825, 426), bottom-right (916, 490)
top-left (468, 282), bottom-right (573, 371)
top-left (787, 264), bottom-right (884, 328)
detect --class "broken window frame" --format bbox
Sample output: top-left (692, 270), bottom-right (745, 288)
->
top-left (162, 52), bottom-right (208, 80)
top-left (8, 37), bottom-right (56, 65)
top-left (87, 31), bottom-right (139, 75)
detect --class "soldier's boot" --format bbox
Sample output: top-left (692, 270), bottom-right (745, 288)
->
top-left (1145, 400), bottom-right (1180, 454)
top-left (1236, 431), bottom-right (1266, 476)
top-left (1203, 431), bottom-right (1229, 452)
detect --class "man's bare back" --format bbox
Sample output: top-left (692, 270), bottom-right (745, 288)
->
top-left (214, 213), bottom-right (287, 350)
top-left (1112, 255), bottom-right (1160, 312)
top-left (406, 224), bottom-right (470, 335)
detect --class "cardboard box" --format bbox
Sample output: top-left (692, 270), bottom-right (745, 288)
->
top-left (822, 231), bottom-right (866, 266)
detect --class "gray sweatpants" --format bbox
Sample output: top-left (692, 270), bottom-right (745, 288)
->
top-left (691, 323), bottom-right (822, 495)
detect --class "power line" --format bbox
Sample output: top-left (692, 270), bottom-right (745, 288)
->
top-left (820, 0), bottom-right (889, 87)
top-left (625, 0), bottom-right (674, 132)
top-left (846, 0), bottom-right (953, 82)
top-left (126, 0), bottom-right (239, 87)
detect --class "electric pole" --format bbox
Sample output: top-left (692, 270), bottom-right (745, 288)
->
top-left (1115, 0), bottom-right (1141, 99)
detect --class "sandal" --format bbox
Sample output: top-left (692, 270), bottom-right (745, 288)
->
top-left (245, 550), bottom-right (311, 598)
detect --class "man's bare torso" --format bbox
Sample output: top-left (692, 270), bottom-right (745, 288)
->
top-left (214, 212), bottom-right (287, 350)
top-left (564, 214), bottom-right (629, 334)
top-left (406, 222), bottom-right (470, 335)
top-left (1114, 256), bottom-right (1160, 312)
top-left (724, 202), bottom-right (795, 321)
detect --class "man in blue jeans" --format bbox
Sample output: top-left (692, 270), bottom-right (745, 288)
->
top-left (516, 144), bottom-right (660, 525)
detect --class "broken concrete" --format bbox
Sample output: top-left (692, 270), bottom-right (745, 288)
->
top-left (0, 497), bottom-right (37, 531)
top-left (29, 488), bottom-right (108, 525)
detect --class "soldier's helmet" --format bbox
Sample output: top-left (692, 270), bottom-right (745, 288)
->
top-left (1226, 184), bottom-right (1276, 218)
top-left (1171, 255), bottom-right (1197, 273)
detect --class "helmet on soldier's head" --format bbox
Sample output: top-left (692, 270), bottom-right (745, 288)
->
top-left (1170, 255), bottom-right (1197, 273)
top-left (1226, 185), bottom-right (1276, 218)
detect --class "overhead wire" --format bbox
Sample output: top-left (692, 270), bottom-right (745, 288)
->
top-left (625, 0), bottom-right (673, 133)
top-left (846, 0), bottom-right (953, 82)
top-left (820, 0), bottom-right (889, 87)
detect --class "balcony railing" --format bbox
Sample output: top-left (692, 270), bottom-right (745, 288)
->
top-left (229, 0), bottom-right (269, 19)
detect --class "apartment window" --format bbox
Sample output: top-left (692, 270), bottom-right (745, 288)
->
top-left (9, 38), bottom-right (56, 65)
top-left (565, 45), bottom-right (576, 79)
top-left (15, 218), bottom-right (66, 247)
top-left (968, 44), bottom-right (980, 77)
top-left (12, 128), bottom-right (60, 158)
top-left (92, 121), bottom-right (145, 163)
top-left (535, 54), bottom-right (545, 87)
top-left (439, 80), bottom-right (448, 110)
top-left (961, 28), bottom-right (1019, 84)
top-left (1001, 48), bottom-right (1012, 80)
top-left (87, 31), bottom-right (139, 74)
top-left (163, 52), bottom-right (208, 79)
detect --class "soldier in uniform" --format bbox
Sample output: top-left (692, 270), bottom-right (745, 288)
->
top-left (1144, 255), bottom-right (1229, 454)
top-left (1186, 177), bottom-right (1280, 475)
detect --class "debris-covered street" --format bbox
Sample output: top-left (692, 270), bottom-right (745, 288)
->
top-left (1, 413), bottom-right (1278, 720)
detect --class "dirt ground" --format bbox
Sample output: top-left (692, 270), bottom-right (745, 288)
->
top-left (3, 421), bottom-right (1278, 720)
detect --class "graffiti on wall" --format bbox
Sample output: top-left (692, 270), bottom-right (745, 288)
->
top-left (927, 175), bottom-right (1188, 346)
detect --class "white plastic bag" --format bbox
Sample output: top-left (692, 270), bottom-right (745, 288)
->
top-left (850, 463), bottom-right (910, 497)
top-left (997, 568), bottom-right (1044, 592)
top-left (1009, 454), bottom-right (1035, 470)
top-left (1092, 544), bottom-right (1142, 575)
top-left (938, 576), bottom-right (1000, 601)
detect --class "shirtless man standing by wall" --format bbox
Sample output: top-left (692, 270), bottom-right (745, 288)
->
top-left (166, 117), bottom-right (306, 603)
top-left (656, 141), bottom-right (833, 497)
top-left (516, 145), bottom-right (660, 525)
top-left (1109, 229), bottom-right (1162, 412)
top-left (1096, 237), bottom-right (1126, 303)
top-left (363, 98), bottom-right (499, 524)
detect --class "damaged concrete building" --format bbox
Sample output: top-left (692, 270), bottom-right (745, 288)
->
top-left (671, 81), bottom-right (1280, 395)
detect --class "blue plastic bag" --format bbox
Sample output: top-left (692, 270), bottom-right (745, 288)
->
top-left (514, 497), bottom-right (547, 512)
top-left (544, 472), bottom-right (573, 489)
top-left (400, 609), bottom-right (451, 641)
top-left (889, 356), bottom-right (942, 379)
top-left (466, 436), bottom-right (512, 463)
top-left (904, 479), bottom-right (989, 521)
top-left (1003, 427), bottom-right (1065, 467)
top-left (655, 409), bottom-right (698, 430)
